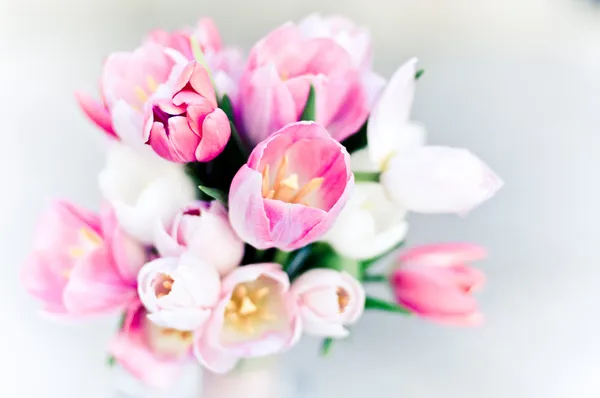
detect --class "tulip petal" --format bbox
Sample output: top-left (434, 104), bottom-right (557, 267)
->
top-left (111, 100), bottom-right (146, 148)
top-left (193, 331), bottom-right (239, 374)
top-left (195, 108), bottom-right (231, 161)
top-left (382, 146), bottom-right (503, 214)
top-left (63, 249), bottom-right (136, 315)
top-left (367, 58), bottom-right (419, 166)
top-left (147, 308), bottom-right (211, 331)
top-left (75, 91), bottom-right (116, 138)
top-left (237, 63), bottom-right (296, 146)
top-left (228, 166), bottom-right (273, 249)
top-left (400, 243), bottom-right (487, 268)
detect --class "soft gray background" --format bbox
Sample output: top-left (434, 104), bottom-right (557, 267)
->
top-left (2, 0), bottom-right (599, 397)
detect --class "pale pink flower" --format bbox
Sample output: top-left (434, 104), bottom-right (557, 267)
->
top-left (109, 303), bottom-right (193, 389)
top-left (291, 269), bottom-right (365, 338)
top-left (137, 253), bottom-right (221, 331)
top-left (154, 201), bottom-right (244, 276)
top-left (390, 243), bottom-right (487, 326)
top-left (76, 42), bottom-right (178, 147)
top-left (144, 61), bottom-right (231, 163)
top-left (21, 201), bottom-right (146, 316)
top-left (298, 13), bottom-right (385, 107)
top-left (228, 122), bottom-right (354, 251)
top-left (194, 263), bottom-right (301, 374)
top-left (367, 58), bottom-right (503, 214)
top-left (236, 22), bottom-right (372, 145)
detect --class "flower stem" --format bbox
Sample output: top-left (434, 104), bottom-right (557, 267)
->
top-left (362, 274), bottom-right (388, 283)
top-left (353, 171), bottom-right (381, 183)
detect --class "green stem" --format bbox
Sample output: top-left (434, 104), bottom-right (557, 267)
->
top-left (354, 171), bottom-right (380, 183)
top-left (362, 274), bottom-right (388, 283)
top-left (273, 250), bottom-right (291, 267)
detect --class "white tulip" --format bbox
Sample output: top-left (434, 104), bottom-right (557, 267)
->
top-left (99, 143), bottom-right (196, 244)
top-left (366, 58), bottom-right (502, 214)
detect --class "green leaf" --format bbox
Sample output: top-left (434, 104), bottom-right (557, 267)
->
top-left (359, 240), bottom-right (405, 272)
top-left (198, 185), bottom-right (228, 206)
top-left (321, 338), bottom-right (334, 357)
top-left (353, 171), bottom-right (380, 183)
top-left (300, 85), bottom-right (316, 121)
top-left (365, 296), bottom-right (411, 315)
top-left (107, 355), bottom-right (116, 367)
top-left (340, 121), bottom-right (368, 154)
top-left (219, 94), bottom-right (235, 121)
top-left (415, 69), bottom-right (425, 80)
top-left (283, 245), bottom-right (314, 278)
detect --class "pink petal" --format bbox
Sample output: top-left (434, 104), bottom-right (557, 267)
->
top-left (195, 18), bottom-right (223, 52)
top-left (63, 249), bottom-right (136, 316)
top-left (194, 108), bottom-right (231, 161)
top-left (262, 199), bottom-right (325, 251)
top-left (21, 252), bottom-right (69, 309)
top-left (193, 330), bottom-right (239, 374)
top-left (237, 64), bottom-right (296, 146)
top-left (228, 166), bottom-right (273, 249)
top-left (391, 266), bottom-right (480, 318)
top-left (325, 74), bottom-right (370, 142)
top-left (168, 116), bottom-right (201, 162)
top-left (75, 91), bottom-right (117, 138)
top-left (400, 243), bottom-right (487, 268)
top-left (220, 263), bottom-right (288, 294)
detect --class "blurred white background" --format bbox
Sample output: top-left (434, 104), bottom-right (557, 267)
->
top-left (2, 0), bottom-right (600, 397)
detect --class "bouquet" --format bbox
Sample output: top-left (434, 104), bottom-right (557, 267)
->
top-left (21, 13), bottom-right (502, 394)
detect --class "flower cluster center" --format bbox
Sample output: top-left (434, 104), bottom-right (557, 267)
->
top-left (155, 274), bottom-right (174, 298)
top-left (225, 282), bottom-right (274, 334)
top-left (337, 287), bottom-right (350, 313)
top-left (261, 155), bottom-right (324, 205)
top-left (134, 75), bottom-right (159, 104)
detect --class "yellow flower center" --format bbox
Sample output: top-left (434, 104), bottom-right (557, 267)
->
top-left (224, 279), bottom-right (276, 335)
top-left (154, 274), bottom-right (174, 298)
top-left (64, 227), bottom-right (103, 278)
top-left (337, 287), bottom-right (350, 313)
top-left (134, 75), bottom-right (159, 104)
top-left (261, 155), bottom-right (324, 206)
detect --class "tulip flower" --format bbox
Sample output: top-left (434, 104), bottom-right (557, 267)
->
top-left (21, 201), bottom-right (146, 316)
top-left (99, 143), bottom-right (196, 244)
top-left (109, 303), bottom-right (193, 389)
top-left (324, 182), bottom-right (408, 260)
top-left (236, 21), bottom-right (374, 145)
top-left (298, 13), bottom-right (385, 107)
top-left (228, 122), bottom-right (354, 251)
top-left (154, 201), bottom-right (244, 276)
top-left (390, 244), bottom-right (487, 326)
top-left (76, 42), bottom-right (178, 146)
top-left (137, 252), bottom-right (221, 331)
top-left (144, 61), bottom-right (231, 163)
top-left (146, 18), bottom-right (244, 100)
top-left (365, 58), bottom-right (503, 214)
top-left (194, 263), bottom-right (301, 374)
top-left (291, 269), bottom-right (365, 338)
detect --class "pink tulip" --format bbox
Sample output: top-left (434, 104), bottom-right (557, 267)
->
top-left (390, 244), bottom-right (487, 326)
top-left (137, 253), bottom-right (221, 331)
top-left (143, 61), bottom-right (231, 163)
top-left (228, 122), bottom-right (354, 251)
top-left (291, 269), bottom-right (365, 338)
top-left (298, 13), bottom-right (385, 107)
top-left (146, 18), bottom-right (244, 99)
top-left (154, 201), bottom-right (244, 276)
top-left (21, 201), bottom-right (147, 316)
top-left (109, 302), bottom-right (192, 389)
top-left (236, 22), bottom-right (371, 145)
top-left (194, 263), bottom-right (301, 374)
top-left (76, 42), bottom-right (178, 146)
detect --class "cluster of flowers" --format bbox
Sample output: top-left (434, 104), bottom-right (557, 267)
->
top-left (22, 14), bottom-right (502, 388)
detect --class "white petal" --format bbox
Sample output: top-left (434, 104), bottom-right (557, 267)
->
top-left (110, 100), bottom-right (145, 148)
top-left (175, 252), bottom-right (221, 307)
top-left (324, 183), bottom-right (408, 260)
top-left (147, 308), bottom-right (211, 331)
top-left (382, 146), bottom-right (503, 214)
top-left (299, 306), bottom-right (349, 339)
top-left (136, 257), bottom-right (179, 313)
top-left (367, 58), bottom-right (420, 167)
